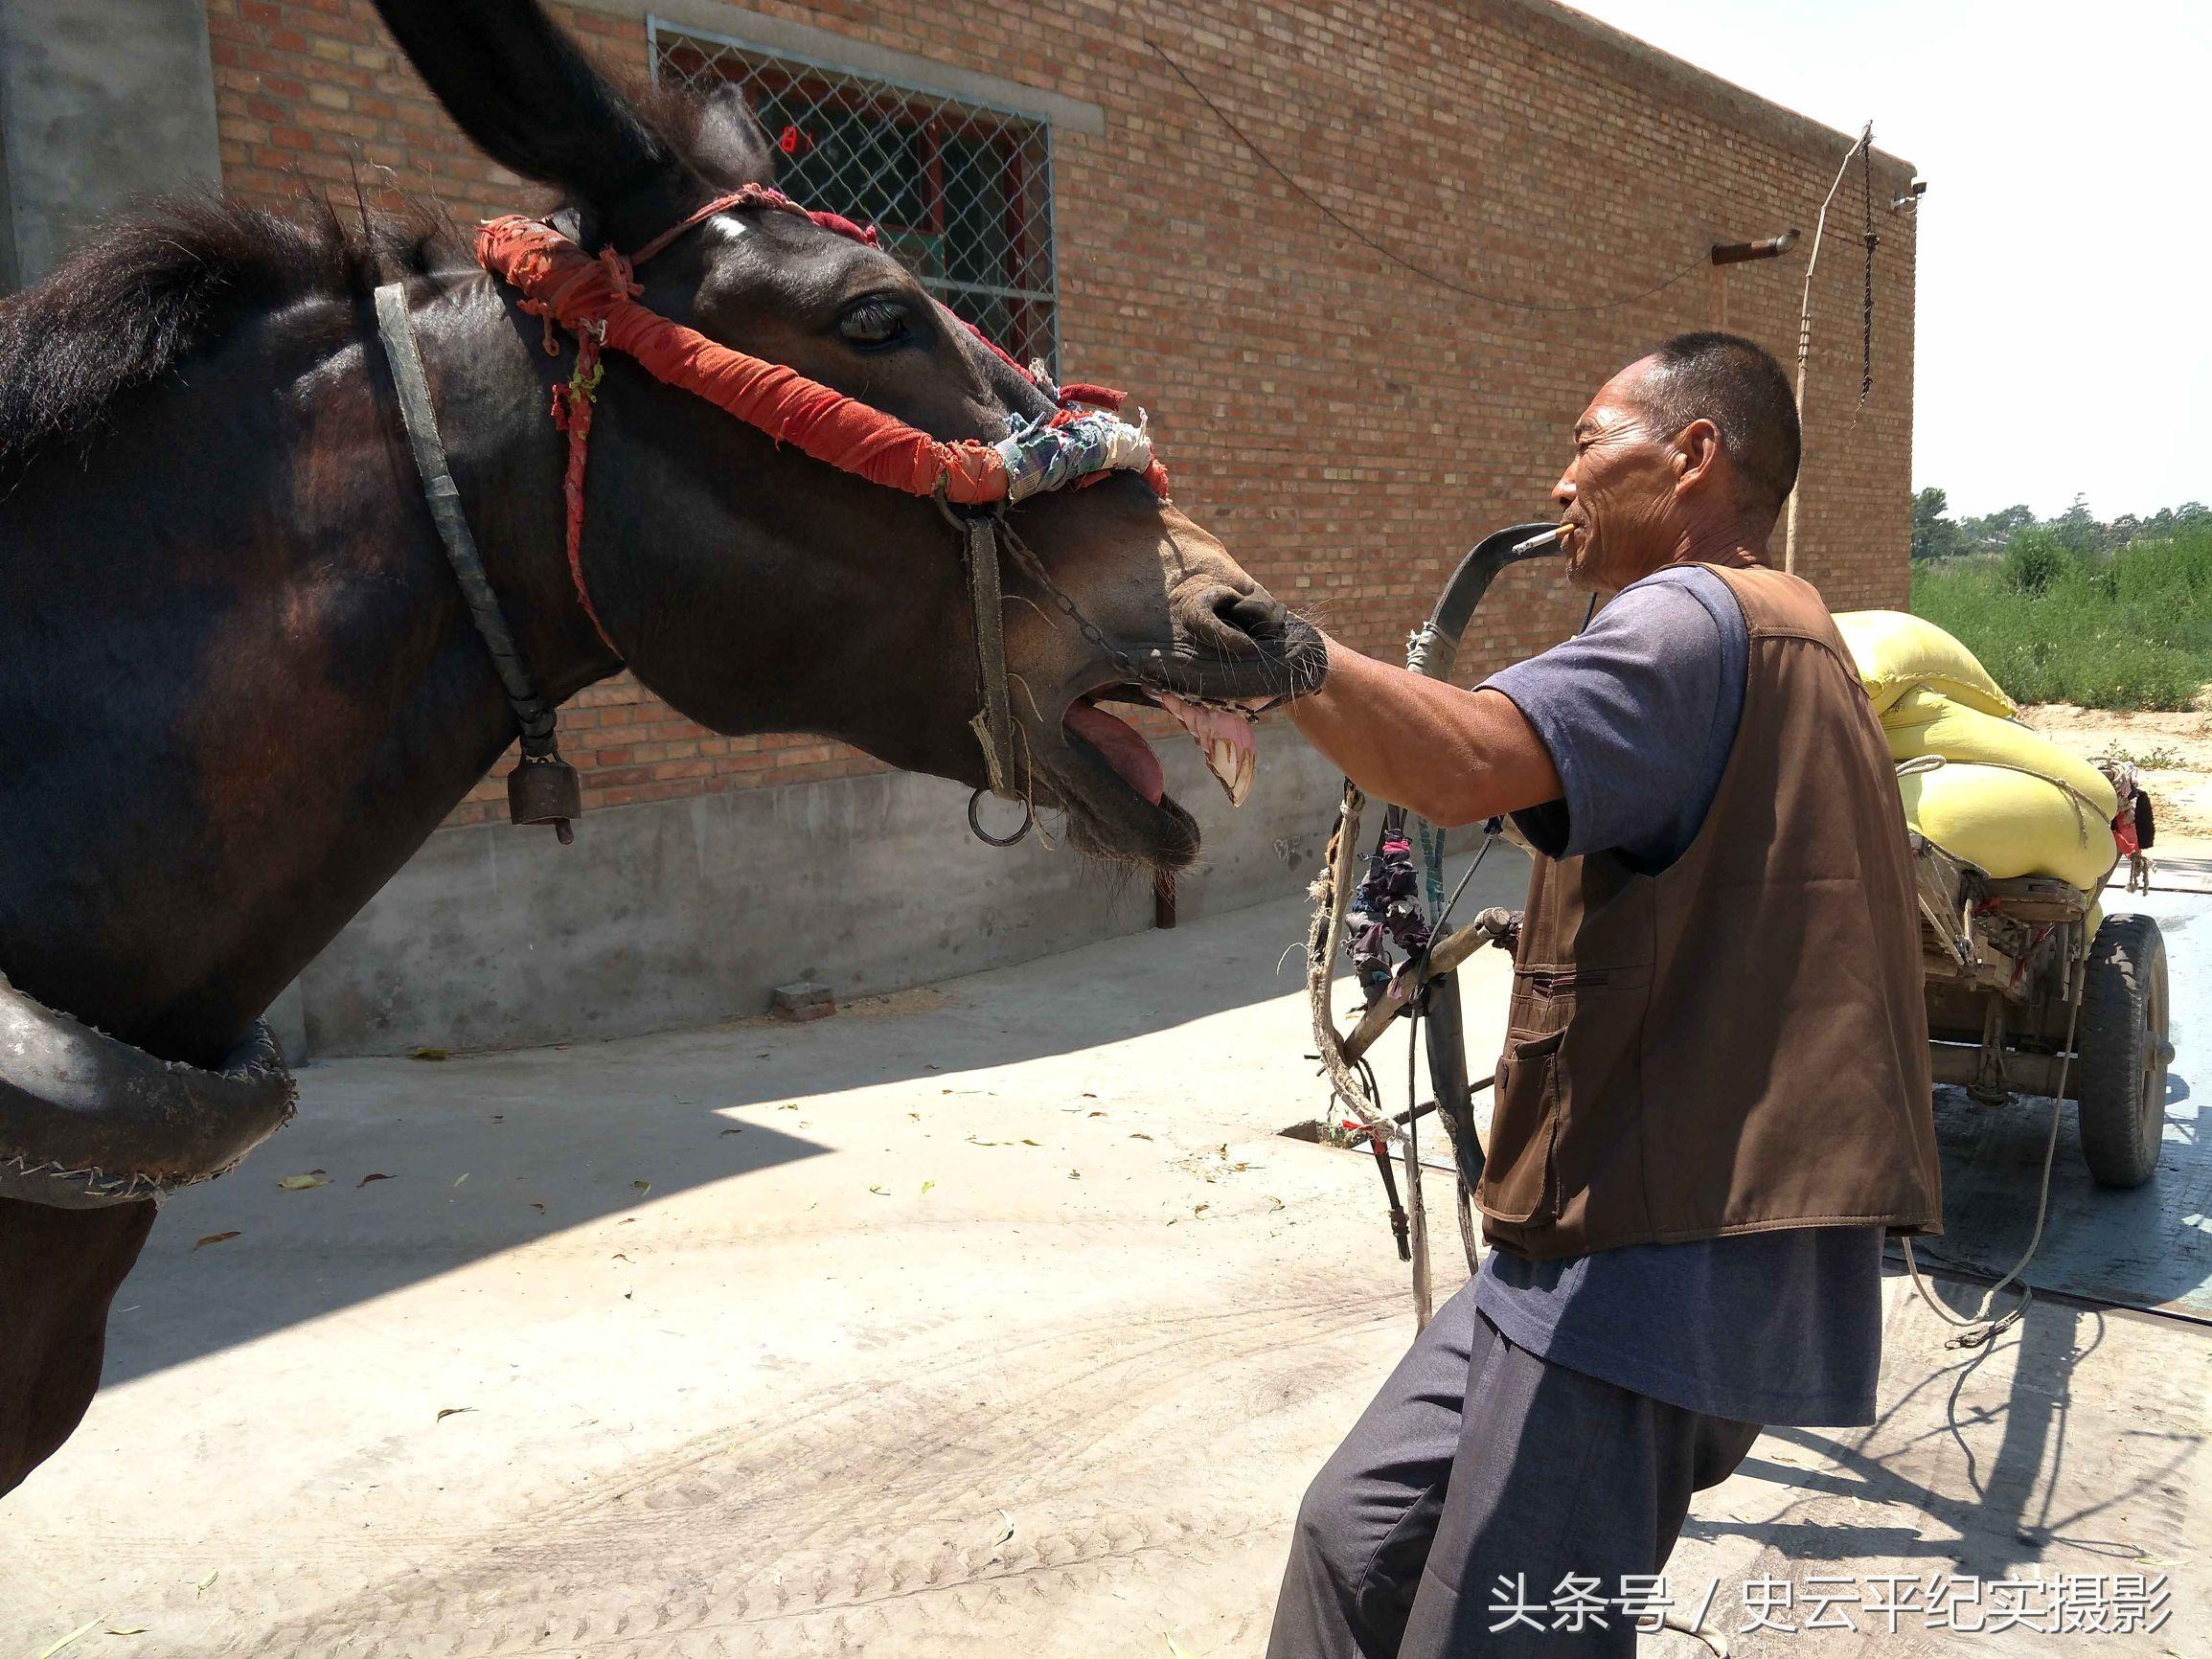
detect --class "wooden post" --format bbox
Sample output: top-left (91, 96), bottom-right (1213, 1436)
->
top-left (1153, 871), bottom-right (1177, 930)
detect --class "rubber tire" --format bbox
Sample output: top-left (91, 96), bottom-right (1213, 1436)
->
top-left (2075, 914), bottom-right (2169, 1188)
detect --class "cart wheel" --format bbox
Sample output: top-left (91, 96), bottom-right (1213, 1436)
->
top-left (2076, 914), bottom-right (2169, 1188)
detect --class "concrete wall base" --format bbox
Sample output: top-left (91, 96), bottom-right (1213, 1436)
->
top-left (0, 0), bottom-right (222, 287)
top-left (297, 736), bottom-right (1483, 1057)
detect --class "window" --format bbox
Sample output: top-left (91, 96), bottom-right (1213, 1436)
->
top-left (651, 23), bottom-right (1060, 372)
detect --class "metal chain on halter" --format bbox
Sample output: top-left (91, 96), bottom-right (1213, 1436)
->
top-left (998, 516), bottom-right (1150, 687)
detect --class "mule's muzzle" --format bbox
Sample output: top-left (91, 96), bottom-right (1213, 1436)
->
top-left (1160, 590), bottom-right (1326, 706)
top-left (1175, 576), bottom-right (1290, 646)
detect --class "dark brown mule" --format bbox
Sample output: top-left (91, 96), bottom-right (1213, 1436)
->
top-left (0, 0), bottom-right (1319, 1493)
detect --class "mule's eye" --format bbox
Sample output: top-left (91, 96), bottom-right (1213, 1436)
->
top-left (838, 297), bottom-right (912, 352)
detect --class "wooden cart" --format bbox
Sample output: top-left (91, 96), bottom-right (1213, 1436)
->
top-left (1914, 836), bottom-right (2172, 1187)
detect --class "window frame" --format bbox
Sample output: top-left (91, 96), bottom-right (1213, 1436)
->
top-left (647, 15), bottom-right (1062, 375)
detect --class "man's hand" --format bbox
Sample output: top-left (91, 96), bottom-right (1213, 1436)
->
top-left (1288, 634), bottom-right (1562, 828)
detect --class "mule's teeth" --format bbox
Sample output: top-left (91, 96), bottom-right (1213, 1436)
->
top-left (1204, 737), bottom-right (1256, 807)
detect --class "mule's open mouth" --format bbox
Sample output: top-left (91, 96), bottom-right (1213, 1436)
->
top-left (1047, 681), bottom-right (1281, 870)
top-left (1064, 689), bottom-right (1265, 808)
top-left (1028, 618), bottom-right (1324, 871)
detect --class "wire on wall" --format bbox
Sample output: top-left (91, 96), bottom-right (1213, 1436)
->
top-left (1783, 121), bottom-right (1875, 574)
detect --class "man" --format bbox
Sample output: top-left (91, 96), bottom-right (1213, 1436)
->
top-left (1270, 331), bottom-right (1942, 1657)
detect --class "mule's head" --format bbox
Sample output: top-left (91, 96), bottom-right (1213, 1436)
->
top-left (377, 0), bottom-right (1322, 871)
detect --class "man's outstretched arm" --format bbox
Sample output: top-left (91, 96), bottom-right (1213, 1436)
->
top-left (1289, 635), bottom-right (1562, 828)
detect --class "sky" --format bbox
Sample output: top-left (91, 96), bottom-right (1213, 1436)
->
top-left (1565, 0), bottom-right (2210, 521)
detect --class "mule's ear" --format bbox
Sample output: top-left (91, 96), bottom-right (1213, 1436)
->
top-left (682, 84), bottom-right (778, 189)
top-left (371, 0), bottom-right (672, 207)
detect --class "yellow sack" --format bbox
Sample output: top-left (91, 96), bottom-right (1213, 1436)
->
top-left (1835, 609), bottom-right (2016, 718)
top-left (1882, 691), bottom-right (2118, 812)
top-left (1898, 762), bottom-right (2118, 889)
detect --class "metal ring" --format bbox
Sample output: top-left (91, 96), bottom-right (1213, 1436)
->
top-left (968, 788), bottom-right (1034, 847)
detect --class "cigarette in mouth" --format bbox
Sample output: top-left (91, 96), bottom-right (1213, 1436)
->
top-left (1511, 524), bottom-right (1569, 556)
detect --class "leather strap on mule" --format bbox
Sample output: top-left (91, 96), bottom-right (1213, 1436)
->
top-left (949, 507), bottom-right (1015, 792)
top-left (374, 283), bottom-right (582, 842)
top-left (939, 495), bottom-right (1033, 847)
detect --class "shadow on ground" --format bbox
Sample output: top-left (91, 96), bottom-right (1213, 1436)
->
top-left (1886, 890), bottom-right (2212, 1318)
top-left (1687, 1282), bottom-right (2199, 1572)
top-left (104, 856), bottom-right (1526, 1389)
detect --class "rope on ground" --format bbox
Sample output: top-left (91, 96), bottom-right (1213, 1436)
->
top-left (1901, 947), bottom-right (2087, 1349)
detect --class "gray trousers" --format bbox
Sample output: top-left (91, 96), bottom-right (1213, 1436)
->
top-left (1267, 1282), bottom-right (1761, 1658)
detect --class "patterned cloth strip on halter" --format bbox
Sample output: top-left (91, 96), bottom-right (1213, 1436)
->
top-left (997, 408), bottom-right (1155, 504)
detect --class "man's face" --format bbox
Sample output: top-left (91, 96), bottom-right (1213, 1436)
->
top-left (1551, 356), bottom-right (1685, 590)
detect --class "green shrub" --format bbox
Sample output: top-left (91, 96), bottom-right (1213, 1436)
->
top-left (1910, 521), bottom-right (2212, 711)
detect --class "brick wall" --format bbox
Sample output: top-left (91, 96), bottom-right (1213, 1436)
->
top-left (203, 0), bottom-right (1917, 828)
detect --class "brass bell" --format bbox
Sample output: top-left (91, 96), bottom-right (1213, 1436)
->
top-left (509, 754), bottom-right (582, 845)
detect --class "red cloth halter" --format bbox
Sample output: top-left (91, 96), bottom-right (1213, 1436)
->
top-left (473, 183), bottom-right (1168, 655)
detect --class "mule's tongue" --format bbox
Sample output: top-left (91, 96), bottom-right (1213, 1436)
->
top-left (1159, 692), bottom-right (1259, 807)
top-left (1064, 702), bottom-right (1165, 805)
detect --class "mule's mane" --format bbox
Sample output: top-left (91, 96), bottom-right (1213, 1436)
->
top-left (0, 191), bottom-right (453, 487)
top-left (0, 70), bottom-right (767, 493)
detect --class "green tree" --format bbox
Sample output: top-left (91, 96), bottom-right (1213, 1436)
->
top-left (1911, 486), bottom-right (1963, 560)
top-left (1960, 503), bottom-right (2036, 555)
top-left (2053, 492), bottom-right (2103, 558)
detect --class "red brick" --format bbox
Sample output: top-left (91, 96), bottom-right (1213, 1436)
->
top-left (202, 0), bottom-right (1914, 830)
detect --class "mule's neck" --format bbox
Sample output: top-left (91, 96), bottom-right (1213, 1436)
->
top-left (0, 275), bottom-right (615, 1067)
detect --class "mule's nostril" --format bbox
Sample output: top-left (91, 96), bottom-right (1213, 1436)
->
top-left (1214, 588), bottom-right (1288, 639)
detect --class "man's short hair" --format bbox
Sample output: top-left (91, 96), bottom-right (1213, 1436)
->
top-left (1630, 331), bottom-right (1801, 519)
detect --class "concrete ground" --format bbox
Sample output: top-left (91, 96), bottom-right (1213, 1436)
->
top-left (3, 869), bottom-right (2206, 1657)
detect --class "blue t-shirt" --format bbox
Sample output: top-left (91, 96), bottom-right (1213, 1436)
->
top-left (1473, 564), bottom-right (1883, 1428)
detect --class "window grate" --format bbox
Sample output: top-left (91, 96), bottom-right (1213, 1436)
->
top-left (650, 23), bottom-right (1060, 373)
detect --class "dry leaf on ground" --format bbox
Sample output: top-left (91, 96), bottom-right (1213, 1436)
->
top-left (35, 1617), bottom-right (100, 1658)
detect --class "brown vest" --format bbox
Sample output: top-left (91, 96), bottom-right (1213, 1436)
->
top-left (1478, 563), bottom-right (1943, 1261)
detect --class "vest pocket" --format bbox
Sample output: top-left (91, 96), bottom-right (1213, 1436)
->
top-left (1482, 1027), bottom-right (1565, 1224)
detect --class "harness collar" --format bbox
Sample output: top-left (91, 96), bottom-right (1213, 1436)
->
top-left (0, 972), bottom-right (295, 1210)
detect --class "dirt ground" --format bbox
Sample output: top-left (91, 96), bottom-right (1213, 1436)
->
top-left (2019, 703), bottom-right (2212, 849)
top-left (3, 866), bottom-right (2205, 1658)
